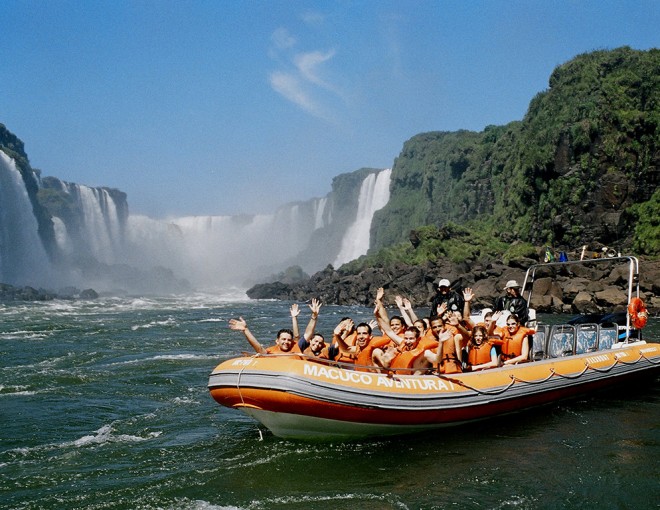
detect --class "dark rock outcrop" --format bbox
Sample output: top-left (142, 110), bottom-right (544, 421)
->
top-left (0, 283), bottom-right (101, 302)
top-left (247, 258), bottom-right (660, 315)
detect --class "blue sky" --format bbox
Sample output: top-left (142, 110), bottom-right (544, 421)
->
top-left (2, 1), bottom-right (658, 218)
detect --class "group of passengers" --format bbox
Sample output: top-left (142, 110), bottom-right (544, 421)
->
top-left (228, 278), bottom-right (535, 375)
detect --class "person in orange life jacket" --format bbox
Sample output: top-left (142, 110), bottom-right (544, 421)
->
top-left (372, 325), bottom-right (430, 374)
top-left (372, 292), bottom-right (431, 373)
top-left (446, 310), bottom-right (469, 365)
top-left (423, 315), bottom-right (461, 373)
top-left (330, 316), bottom-right (380, 364)
top-left (374, 287), bottom-right (407, 336)
top-left (332, 319), bottom-right (385, 368)
top-left (228, 317), bottom-right (300, 355)
top-left (290, 298), bottom-right (326, 353)
top-left (430, 278), bottom-right (464, 316)
top-left (303, 333), bottom-right (332, 359)
top-left (494, 280), bottom-right (529, 325)
top-left (491, 312), bottom-right (535, 365)
top-left (479, 309), bottom-right (505, 348)
top-left (465, 325), bottom-right (499, 371)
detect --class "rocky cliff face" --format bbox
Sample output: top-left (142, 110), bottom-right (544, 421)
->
top-left (0, 123), bottom-right (57, 256)
top-left (247, 257), bottom-right (660, 315)
top-left (370, 47), bottom-right (660, 254)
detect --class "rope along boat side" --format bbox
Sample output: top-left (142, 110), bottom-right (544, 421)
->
top-left (209, 256), bottom-right (658, 440)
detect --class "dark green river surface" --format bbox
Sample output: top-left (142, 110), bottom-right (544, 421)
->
top-left (1, 295), bottom-right (658, 509)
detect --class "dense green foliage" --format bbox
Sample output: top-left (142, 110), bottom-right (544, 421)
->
top-left (341, 222), bottom-right (537, 273)
top-left (628, 188), bottom-right (660, 255)
top-left (36, 187), bottom-right (78, 222)
top-left (369, 47), bottom-right (660, 265)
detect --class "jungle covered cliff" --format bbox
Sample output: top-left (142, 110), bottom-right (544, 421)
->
top-left (371, 46), bottom-right (659, 257)
top-left (248, 47), bottom-right (660, 312)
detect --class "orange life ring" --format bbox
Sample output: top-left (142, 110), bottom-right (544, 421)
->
top-left (627, 297), bottom-right (648, 329)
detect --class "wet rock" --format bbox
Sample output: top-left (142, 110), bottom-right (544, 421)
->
top-left (595, 286), bottom-right (628, 308)
top-left (245, 258), bottom-right (660, 315)
top-left (79, 288), bottom-right (99, 299)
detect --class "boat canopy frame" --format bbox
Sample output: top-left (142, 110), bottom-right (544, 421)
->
top-left (520, 255), bottom-right (640, 343)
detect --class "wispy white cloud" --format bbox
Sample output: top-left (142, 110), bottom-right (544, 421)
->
top-left (294, 50), bottom-right (336, 89)
top-left (271, 27), bottom-right (296, 50)
top-left (268, 20), bottom-right (344, 122)
top-left (268, 71), bottom-right (324, 118)
top-left (300, 10), bottom-right (325, 26)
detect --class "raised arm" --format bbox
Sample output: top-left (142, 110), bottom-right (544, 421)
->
top-left (374, 287), bottom-right (389, 324)
top-left (302, 298), bottom-right (321, 341)
top-left (395, 295), bottom-right (414, 327)
top-left (228, 317), bottom-right (266, 354)
top-left (332, 319), bottom-right (356, 355)
top-left (402, 297), bottom-right (420, 324)
top-left (374, 304), bottom-right (403, 346)
top-left (290, 303), bottom-right (300, 341)
top-left (488, 311), bottom-right (504, 335)
top-left (463, 288), bottom-right (474, 322)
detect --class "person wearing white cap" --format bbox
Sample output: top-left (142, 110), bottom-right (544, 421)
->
top-left (494, 279), bottom-right (529, 325)
top-left (430, 277), bottom-right (464, 317)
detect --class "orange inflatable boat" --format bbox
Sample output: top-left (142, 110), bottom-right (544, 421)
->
top-left (209, 256), bottom-right (658, 440)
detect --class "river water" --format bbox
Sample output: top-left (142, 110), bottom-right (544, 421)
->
top-left (1, 295), bottom-right (658, 509)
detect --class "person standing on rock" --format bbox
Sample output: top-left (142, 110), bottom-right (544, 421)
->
top-left (430, 278), bottom-right (464, 316)
top-left (494, 280), bottom-right (529, 325)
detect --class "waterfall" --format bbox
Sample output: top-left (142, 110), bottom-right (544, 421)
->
top-left (121, 169), bottom-right (391, 290)
top-left (74, 184), bottom-right (121, 263)
top-left (0, 152), bottom-right (52, 286)
top-left (333, 168), bottom-right (392, 268)
top-left (313, 197), bottom-right (329, 230)
top-left (47, 180), bottom-right (125, 264)
top-left (1, 152), bottom-right (392, 292)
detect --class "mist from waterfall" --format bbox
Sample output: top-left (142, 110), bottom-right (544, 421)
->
top-left (333, 168), bottom-right (392, 267)
top-left (0, 152), bottom-right (52, 286)
top-left (123, 194), bottom-right (335, 290)
top-left (1, 155), bottom-right (391, 294)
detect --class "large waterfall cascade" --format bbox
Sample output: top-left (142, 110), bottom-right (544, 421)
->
top-left (0, 152), bottom-right (52, 286)
top-left (1, 154), bottom-right (392, 292)
top-left (333, 168), bottom-right (392, 267)
top-left (45, 179), bottom-right (126, 265)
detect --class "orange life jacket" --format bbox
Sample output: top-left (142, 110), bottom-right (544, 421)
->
top-left (303, 346), bottom-right (330, 359)
top-left (265, 343), bottom-right (302, 359)
top-left (467, 341), bottom-right (495, 366)
top-left (439, 334), bottom-right (462, 374)
top-left (355, 336), bottom-right (391, 370)
top-left (418, 336), bottom-right (440, 351)
top-left (501, 326), bottom-right (535, 360)
top-left (390, 344), bottom-right (426, 370)
top-left (333, 331), bottom-right (359, 363)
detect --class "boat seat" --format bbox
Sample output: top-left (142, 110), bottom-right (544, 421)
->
top-left (530, 325), bottom-right (549, 360)
top-left (575, 324), bottom-right (599, 354)
top-left (547, 325), bottom-right (576, 358)
top-left (598, 324), bottom-right (618, 350)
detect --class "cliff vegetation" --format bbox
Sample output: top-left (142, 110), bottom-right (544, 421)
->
top-left (369, 47), bottom-right (659, 265)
